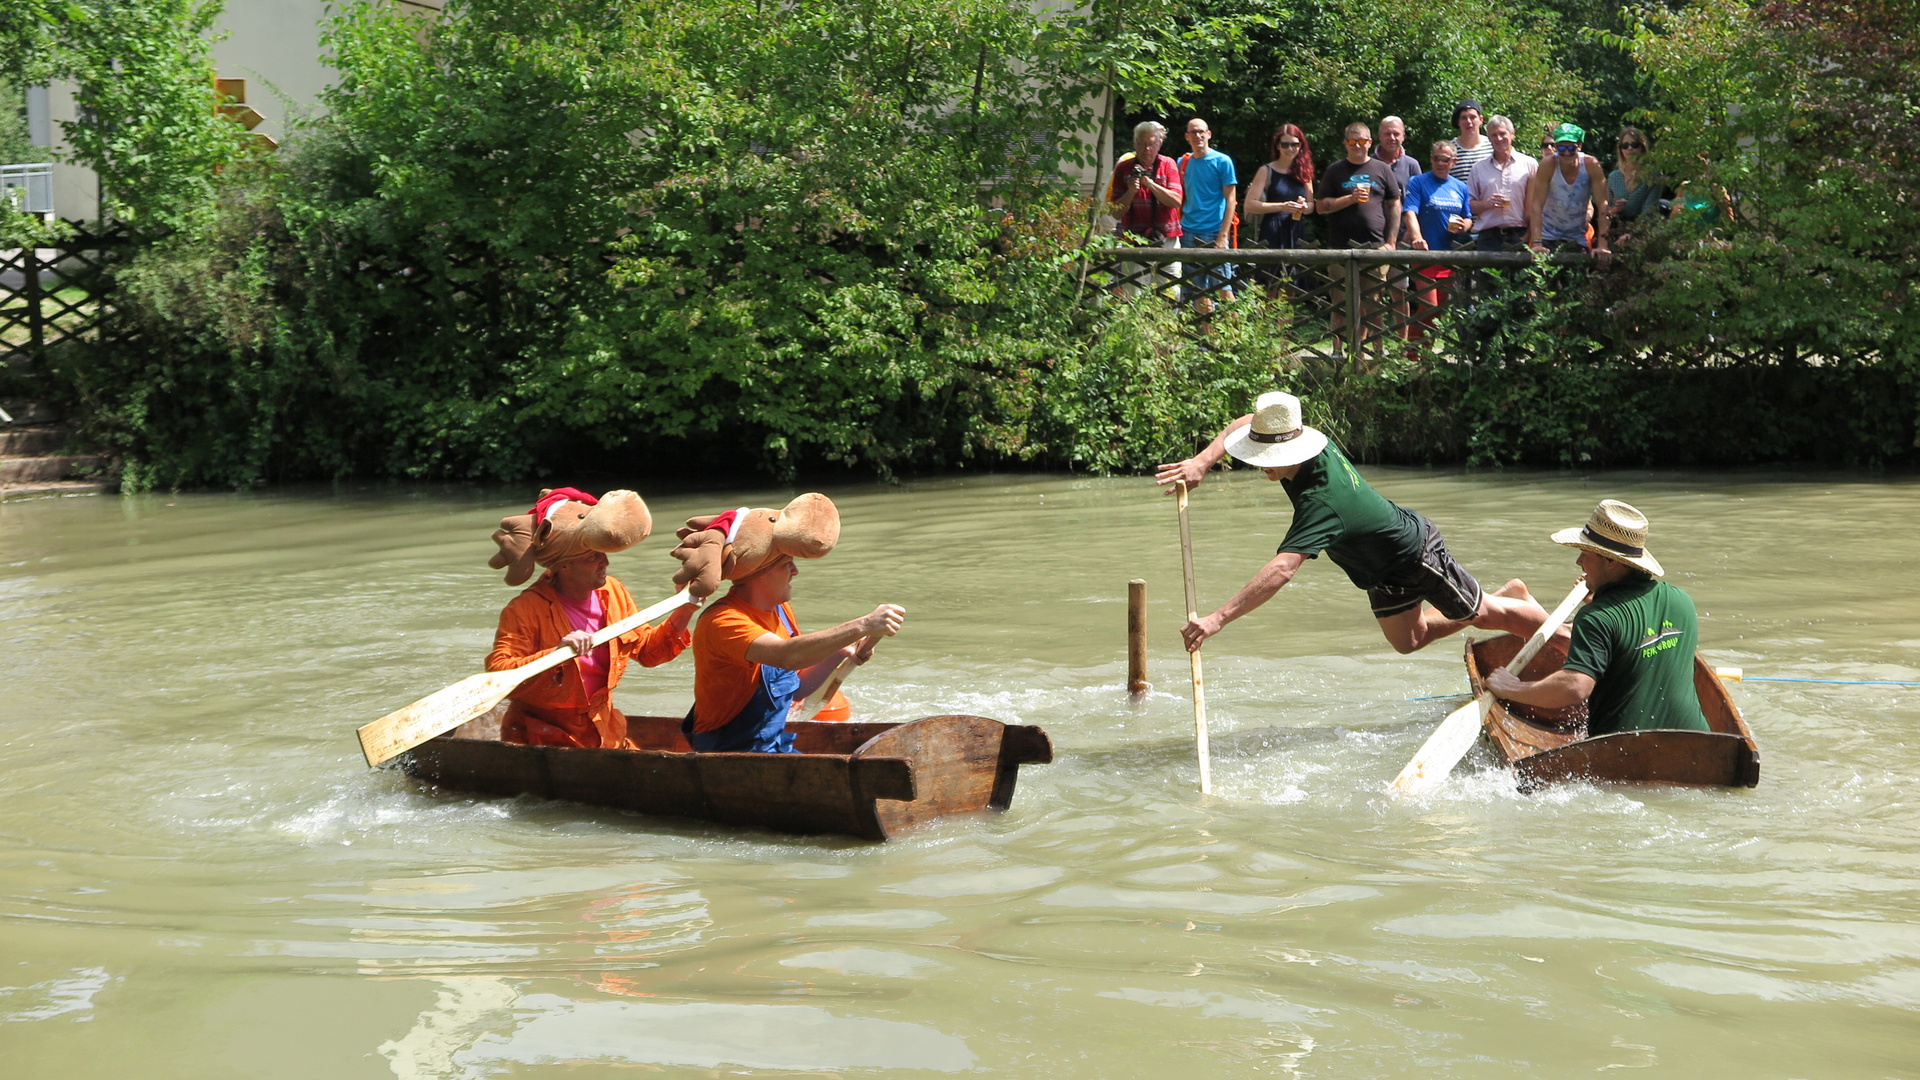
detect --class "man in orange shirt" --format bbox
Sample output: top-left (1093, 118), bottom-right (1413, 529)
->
top-left (687, 556), bottom-right (903, 753)
top-left (486, 488), bottom-right (695, 749)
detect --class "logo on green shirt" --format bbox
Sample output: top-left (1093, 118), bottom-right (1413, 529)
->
top-left (1635, 620), bottom-right (1684, 658)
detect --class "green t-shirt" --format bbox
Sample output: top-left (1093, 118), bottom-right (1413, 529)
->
top-left (1277, 443), bottom-right (1427, 589)
top-left (1562, 578), bottom-right (1710, 736)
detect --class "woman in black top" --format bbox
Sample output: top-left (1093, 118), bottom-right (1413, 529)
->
top-left (1242, 123), bottom-right (1316, 294)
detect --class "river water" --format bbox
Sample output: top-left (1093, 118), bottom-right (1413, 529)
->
top-left (3, 469), bottom-right (1918, 1078)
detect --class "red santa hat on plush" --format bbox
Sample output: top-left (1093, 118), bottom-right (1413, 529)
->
top-left (487, 487), bottom-right (654, 586)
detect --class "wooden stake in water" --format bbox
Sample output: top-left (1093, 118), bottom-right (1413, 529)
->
top-left (1127, 578), bottom-right (1149, 697)
top-left (1175, 482), bottom-right (1213, 795)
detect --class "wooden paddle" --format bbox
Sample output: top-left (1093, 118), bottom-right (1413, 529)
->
top-left (791, 636), bottom-right (873, 722)
top-left (357, 588), bottom-right (697, 768)
top-left (1175, 481), bottom-right (1213, 795)
top-left (1390, 579), bottom-right (1589, 796)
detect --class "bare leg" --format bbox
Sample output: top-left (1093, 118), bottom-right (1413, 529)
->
top-left (1376, 579), bottom-right (1548, 654)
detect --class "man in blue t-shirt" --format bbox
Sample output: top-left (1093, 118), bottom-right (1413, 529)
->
top-left (1399, 141), bottom-right (1475, 344)
top-left (1179, 117), bottom-right (1238, 313)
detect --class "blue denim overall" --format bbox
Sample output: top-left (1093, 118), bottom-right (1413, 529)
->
top-left (682, 606), bottom-right (801, 754)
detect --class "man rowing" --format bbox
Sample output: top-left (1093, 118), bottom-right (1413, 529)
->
top-left (1484, 500), bottom-right (1709, 734)
top-left (485, 488), bottom-right (695, 749)
top-left (1155, 391), bottom-right (1550, 654)
top-left (681, 495), bottom-right (905, 753)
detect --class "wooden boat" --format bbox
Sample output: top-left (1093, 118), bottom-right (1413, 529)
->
top-left (400, 709), bottom-right (1053, 841)
top-left (1465, 634), bottom-right (1759, 791)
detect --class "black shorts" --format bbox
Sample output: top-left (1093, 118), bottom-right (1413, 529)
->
top-left (1366, 521), bottom-right (1484, 621)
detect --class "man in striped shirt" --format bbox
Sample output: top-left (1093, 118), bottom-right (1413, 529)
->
top-left (1448, 100), bottom-right (1492, 183)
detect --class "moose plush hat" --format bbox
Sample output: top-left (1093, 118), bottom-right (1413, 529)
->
top-left (669, 494), bottom-right (841, 598)
top-left (487, 487), bottom-right (653, 586)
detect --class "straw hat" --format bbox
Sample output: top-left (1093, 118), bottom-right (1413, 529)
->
top-left (1224, 391), bottom-right (1328, 469)
top-left (1551, 499), bottom-right (1664, 577)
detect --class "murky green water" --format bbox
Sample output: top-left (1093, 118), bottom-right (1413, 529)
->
top-left (4, 469), bottom-right (1918, 1078)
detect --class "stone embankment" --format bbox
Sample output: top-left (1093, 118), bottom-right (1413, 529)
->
top-left (0, 400), bottom-right (116, 500)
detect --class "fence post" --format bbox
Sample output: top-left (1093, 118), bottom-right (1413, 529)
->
top-left (1127, 578), bottom-right (1148, 697)
top-left (24, 242), bottom-right (42, 360)
top-left (1345, 253), bottom-right (1363, 360)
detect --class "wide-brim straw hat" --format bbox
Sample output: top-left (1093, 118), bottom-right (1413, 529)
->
top-left (1224, 391), bottom-right (1328, 468)
top-left (1551, 499), bottom-right (1664, 577)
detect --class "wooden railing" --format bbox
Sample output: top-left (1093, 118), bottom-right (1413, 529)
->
top-left (1084, 245), bottom-right (1593, 361)
top-left (0, 221), bottom-right (141, 367)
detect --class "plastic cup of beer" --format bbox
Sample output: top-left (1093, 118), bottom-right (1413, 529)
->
top-left (1355, 182), bottom-right (1371, 204)
top-left (1448, 214), bottom-right (1468, 232)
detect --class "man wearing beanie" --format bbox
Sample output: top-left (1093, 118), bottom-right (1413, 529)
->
top-left (1448, 100), bottom-right (1492, 183)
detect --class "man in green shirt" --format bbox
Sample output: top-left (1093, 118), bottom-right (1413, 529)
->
top-left (1485, 499), bottom-right (1709, 734)
top-left (1155, 392), bottom-right (1550, 654)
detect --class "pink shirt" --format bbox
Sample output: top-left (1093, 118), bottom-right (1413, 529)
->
top-left (556, 589), bottom-right (611, 700)
top-left (1468, 151), bottom-right (1537, 231)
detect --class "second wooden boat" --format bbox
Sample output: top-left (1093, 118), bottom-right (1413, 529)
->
top-left (401, 710), bottom-right (1053, 841)
top-left (1465, 634), bottom-right (1759, 791)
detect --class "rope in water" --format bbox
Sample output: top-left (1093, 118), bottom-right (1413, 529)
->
top-left (1406, 674), bottom-right (1920, 700)
top-left (1738, 676), bottom-right (1920, 686)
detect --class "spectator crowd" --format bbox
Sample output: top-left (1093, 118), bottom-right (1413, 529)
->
top-left (1105, 101), bottom-right (1688, 350)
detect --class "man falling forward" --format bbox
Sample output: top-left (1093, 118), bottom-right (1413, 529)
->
top-left (1156, 392), bottom-right (1549, 655)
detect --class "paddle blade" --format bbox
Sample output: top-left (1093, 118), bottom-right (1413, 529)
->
top-left (1391, 693), bottom-right (1491, 796)
top-left (357, 667), bottom-right (525, 768)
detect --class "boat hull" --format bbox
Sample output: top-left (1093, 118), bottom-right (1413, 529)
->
top-left (400, 711), bottom-right (1053, 840)
top-left (1465, 634), bottom-right (1759, 791)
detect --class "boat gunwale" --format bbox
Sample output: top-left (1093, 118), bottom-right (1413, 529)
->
top-left (1463, 633), bottom-right (1760, 789)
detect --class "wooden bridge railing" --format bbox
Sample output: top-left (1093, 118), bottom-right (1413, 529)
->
top-left (1084, 245), bottom-right (1594, 362)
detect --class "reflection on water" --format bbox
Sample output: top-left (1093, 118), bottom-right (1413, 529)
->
top-left (3, 471), bottom-right (1920, 1077)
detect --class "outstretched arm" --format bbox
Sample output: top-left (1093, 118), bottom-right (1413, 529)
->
top-left (1181, 551), bottom-right (1307, 652)
top-left (746, 605), bottom-right (904, 671)
top-left (1154, 413), bottom-right (1253, 495)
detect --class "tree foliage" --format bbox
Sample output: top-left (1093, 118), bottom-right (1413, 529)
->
top-left (87, 0), bottom-right (1286, 487)
top-left (0, 0), bottom-right (243, 230)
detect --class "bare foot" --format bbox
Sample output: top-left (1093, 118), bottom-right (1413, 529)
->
top-left (1493, 578), bottom-right (1533, 602)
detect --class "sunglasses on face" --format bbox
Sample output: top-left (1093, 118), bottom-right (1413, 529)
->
top-left (1555, 143), bottom-right (1578, 153)
top-left (1620, 141), bottom-right (1644, 149)
top-left (1346, 138), bottom-right (1371, 146)
top-left (1276, 140), bottom-right (1301, 148)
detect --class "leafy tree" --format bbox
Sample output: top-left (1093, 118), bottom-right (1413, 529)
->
top-left (1602, 0), bottom-right (1919, 377)
top-left (0, 79), bottom-right (34, 164)
top-left (0, 0), bottom-right (241, 229)
top-left (1167, 0), bottom-right (1588, 174)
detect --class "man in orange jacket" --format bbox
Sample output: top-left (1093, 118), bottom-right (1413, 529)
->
top-left (484, 487), bottom-right (695, 749)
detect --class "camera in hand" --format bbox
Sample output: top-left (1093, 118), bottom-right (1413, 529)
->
top-left (1131, 165), bottom-right (1148, 179)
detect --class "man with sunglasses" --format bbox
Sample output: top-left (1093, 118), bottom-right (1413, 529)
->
top-left (1315, 122), bottom-right (1403, 356)
top-left (1526, 122), bottom-right (1611, 264)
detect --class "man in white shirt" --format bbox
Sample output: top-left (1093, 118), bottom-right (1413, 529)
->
top-left (1466, 116), bottom-right (1536, 250)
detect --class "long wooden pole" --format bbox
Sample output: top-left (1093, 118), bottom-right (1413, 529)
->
top-left (1390, 580), bottom-right (1588, 796)
top-left (1175, 482), bottom-right (1212, 794)
top-left (1127, 578), bottom-right (1148, 697)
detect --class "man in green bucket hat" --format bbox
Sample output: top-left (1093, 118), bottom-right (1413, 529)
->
top-left (1525, 121), bottom-right (1612, 264)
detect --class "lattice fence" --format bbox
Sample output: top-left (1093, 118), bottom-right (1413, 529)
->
top-left (1084, 245), bottom-right (1592, 361)
top-left (0, 222), bottom-right (141, 366)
